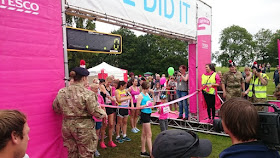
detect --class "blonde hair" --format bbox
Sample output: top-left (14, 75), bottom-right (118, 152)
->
top-left (244, 66), bottom-right (251, 72)
top-left (90, 83), bottom-right (99, 90)
top-left (105, 76), bottom-right (113, 82)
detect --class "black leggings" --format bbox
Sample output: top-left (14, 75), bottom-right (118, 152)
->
top-left (202, 91), bottom-right (215, 119)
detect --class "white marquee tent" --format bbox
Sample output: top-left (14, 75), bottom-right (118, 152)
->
top-left (88, 62), bottom-right (128, 81)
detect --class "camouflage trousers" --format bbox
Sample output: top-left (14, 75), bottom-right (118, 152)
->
top-left (248, 94), bottom-right (266, 111)
top-left (225, 88), bottom-right (242, 101)
top-left (62, 119), bottom-right (97, 158)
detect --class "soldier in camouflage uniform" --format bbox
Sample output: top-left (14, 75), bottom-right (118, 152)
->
top-left (53, 67), bottom-right (107, 158)
top-left (221, 60), bottom-right (245, 101)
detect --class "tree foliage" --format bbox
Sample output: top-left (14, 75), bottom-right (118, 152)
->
top-left (254, 28), bottom-right (272, 63)
top-left (218, 25), bottom-right (254, 66)
top-left (267, 30), bottom-right (280, 66)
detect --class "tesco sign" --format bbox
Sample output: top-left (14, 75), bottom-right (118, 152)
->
top-left (0, 0), bottom-right (39, 15)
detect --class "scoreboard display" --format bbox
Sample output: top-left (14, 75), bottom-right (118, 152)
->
top-left (66, 27), bottom-right (122, 54)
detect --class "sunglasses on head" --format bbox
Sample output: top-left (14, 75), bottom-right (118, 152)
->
top-left (181, 130), bottom-right (199, 157)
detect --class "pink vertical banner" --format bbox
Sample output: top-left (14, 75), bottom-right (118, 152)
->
top-left (197, 1), bottom-right (212, 121)
top-left (278, 39), bottom-right (280, 67)
top-left (189, 44), bottom-right (197, 113)
top-left (0, 1), bottom-right (67, 158)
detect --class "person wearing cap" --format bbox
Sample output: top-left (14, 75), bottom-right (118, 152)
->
top-left (152, 129), bottom-right (212, 158)
top-left (245, 62), bottom-right (269, 111)
top-left (221, 60), bottom-right (245, 101)
top-left (219, 98), bottom-right (280, 158)
top-left (52, 67), bottom-right (107, 158)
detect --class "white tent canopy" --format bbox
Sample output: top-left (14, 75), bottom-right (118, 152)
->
top-left (88, 62), bottom-right (127, 81)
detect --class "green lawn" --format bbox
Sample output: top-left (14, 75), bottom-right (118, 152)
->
top-left (98, 67), bottom-right (276, 158)
top-left (98, 123), bottom-right (231, 158)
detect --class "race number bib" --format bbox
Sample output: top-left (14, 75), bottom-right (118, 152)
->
top-left (163, 106), bottom-right (170, 114)
top-left (134, 95), bottom-right (139, 99)
top-left (105, 97), bottom-right (112, 104)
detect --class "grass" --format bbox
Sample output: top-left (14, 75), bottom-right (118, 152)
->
top-left (98, 67), bottom-right (277, 158)
top-left (98, 122), bottom-right (231, 158)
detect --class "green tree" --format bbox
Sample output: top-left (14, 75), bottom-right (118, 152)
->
top-left (254, 28), bottom-right (272, 63)
top-left (218, 25), bottom-right (254, 66)
top-left (66, 15), bottom-right (97, 71)
top-left (267, 30), bottom-right (280, 66)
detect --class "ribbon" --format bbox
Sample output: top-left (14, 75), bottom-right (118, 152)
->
top-left (100, 91), bottom-right (197, 109)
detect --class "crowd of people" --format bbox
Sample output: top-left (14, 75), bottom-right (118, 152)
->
top-left (2, 61), bottom-right (280, 158)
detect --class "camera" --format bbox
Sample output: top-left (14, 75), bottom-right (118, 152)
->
top-left (213, 103), bottom-right (280, 150)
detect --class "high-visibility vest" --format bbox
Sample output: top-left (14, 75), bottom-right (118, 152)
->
top-left (248, 73), bottom-right (268, 98)
top-left (201, 72), bottom-right (216, 95)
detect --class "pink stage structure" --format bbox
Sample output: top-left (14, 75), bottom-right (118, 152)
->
top-left (0, 0), bottom-right (226, 157)
top-left (0, 0), bottom-right (67, 157)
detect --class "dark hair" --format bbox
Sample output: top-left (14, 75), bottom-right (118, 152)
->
top-left (206, 63), bottom-right (216, 72)
top-left (0, 110), bottom-right (27, 150)
top-left (99, 79), bottom-right (105, 84)
top-left (179, 65), bottom-right (187, 71)
top-left (69, 71), bottom-right (83, 81)
top-left (117, 81), bottom-right (126, 89)
top-left (142, 81), bottom-right (150, 90)
top-left (129, 72), bottom-right (134, 77)
top-left (220, 98), bottom-right (258, 141)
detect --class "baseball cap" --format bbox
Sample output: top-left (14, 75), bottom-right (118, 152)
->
top-left (152, 129), bottom-right (212, 158)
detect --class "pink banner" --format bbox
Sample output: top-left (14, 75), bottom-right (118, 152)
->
top-left (278, 39), bottom-right (280, 67)
top-left (197, 35), bottom-right (212, 121)
top-left (0, 1), bottom-right (67, 157)
top-left (188, 44), bottom-right (197, 113)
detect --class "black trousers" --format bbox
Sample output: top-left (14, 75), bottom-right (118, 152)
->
top-left (202, 91), bottom-right (216, 119)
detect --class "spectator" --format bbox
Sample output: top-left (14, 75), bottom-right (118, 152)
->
top-left (219, 98), bottom-right (280, 158)
top-left (152, 129), bottom-right (212, 158)
top-left (243, 67), bottom-right (251, 99)
top-left (167, 75), bottom-right (177, 111)
top-left (176, 65), bottom-right (189, 120)
top-left (127, 72), bottom-right (135, 88)
top-left (0, 110), bottom-right (30, 158)
top-left (267, 62), bottom-right (271, 73)
top-left (273, 67), bottom-right (280, 87)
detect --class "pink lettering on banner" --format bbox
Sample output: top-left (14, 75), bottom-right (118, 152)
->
top-left (197, 17), bottom-right (210, 30)
top-left (0, 0), bottom-right (67, 158)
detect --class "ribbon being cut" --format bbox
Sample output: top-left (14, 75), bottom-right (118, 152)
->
top-left (100, 91), bottom-right (198, 109)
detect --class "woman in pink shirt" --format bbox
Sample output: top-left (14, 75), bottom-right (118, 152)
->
top-left (90, 83), bottom-right (106, 157)
top-left (128, 78), bottom-right (140, 133)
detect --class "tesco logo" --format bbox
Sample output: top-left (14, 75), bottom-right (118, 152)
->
top-left (0, 0), bottom-right (39, 15)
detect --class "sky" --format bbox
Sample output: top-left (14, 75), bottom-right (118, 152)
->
top-left (95, 0), bottom-right (280, 56)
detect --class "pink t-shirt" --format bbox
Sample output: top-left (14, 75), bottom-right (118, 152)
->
top-left (111, 87), bottom-right (116, 106)
top-left (92, 94), bottom-right (104, 122)
top-left (130, 86), bottom-right (140, 103)
top-left (158, 103), bottom-right (170, 120)
top-left (204, 71), bottom-right (221, 84)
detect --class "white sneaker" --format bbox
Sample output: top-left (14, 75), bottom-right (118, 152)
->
top-left (135, 128), bottom-right (140, 132)
top-left (95, 150), bottom-right (100, 157)
top-left (131, 128), bottom-right (138, 133)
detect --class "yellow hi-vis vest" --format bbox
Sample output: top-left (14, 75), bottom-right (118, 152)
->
top-left (248, 73), bottom-right (268, 98)
top-left (201, 72), bottom-right (216, 95)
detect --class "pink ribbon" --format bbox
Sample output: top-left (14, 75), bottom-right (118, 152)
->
top-left (100, 91), bottom-right (198, 109)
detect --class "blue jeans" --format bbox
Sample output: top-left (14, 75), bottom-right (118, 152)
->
top-left (176, 90), bottom-right (189, 118)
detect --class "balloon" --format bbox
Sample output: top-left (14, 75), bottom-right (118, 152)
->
top-left (160, 77), bottom-right (166, 85)
top-left (146, 101), bottom-right (153, 107)
top-left (168, 67), bottom-right (175, 76)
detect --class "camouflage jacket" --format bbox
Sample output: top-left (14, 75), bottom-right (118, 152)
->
top-left (222, 71), bottom-right (244, 87)
top-left (52, 83), bottom-right (106, 120)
